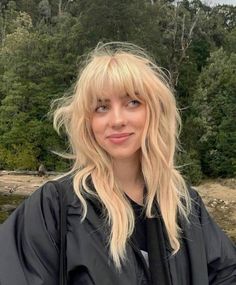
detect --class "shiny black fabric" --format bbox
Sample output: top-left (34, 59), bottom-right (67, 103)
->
top-left (0, 175), bottom-right (235, 285)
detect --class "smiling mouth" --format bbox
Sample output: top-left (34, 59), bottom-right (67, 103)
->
top-left (107, 133), bottom-right (133, 138)
top-left (107, 133), bottom-right (133, 144)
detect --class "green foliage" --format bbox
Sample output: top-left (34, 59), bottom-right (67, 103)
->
top-left (177, 150), bottom-right (203, 185)
top-left (224, 27), bottom-right (236, 53)
top-left (192, 49), bottom-right (236, 177)
top-left (5, 144), bottom-right (38, 170)
top-left (0, 0), bottom-right (235, 182)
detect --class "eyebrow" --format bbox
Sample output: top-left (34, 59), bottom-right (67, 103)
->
top-left (97, 94), bottom-right (130, 102)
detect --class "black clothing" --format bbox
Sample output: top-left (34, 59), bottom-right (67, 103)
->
top-left (0, 175), bottom-right (236, 285)
top-left (128, 197), bottom-right (147, 252)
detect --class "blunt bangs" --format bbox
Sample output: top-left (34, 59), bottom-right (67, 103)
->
top-left (79, 53), bottom-right (151, 116)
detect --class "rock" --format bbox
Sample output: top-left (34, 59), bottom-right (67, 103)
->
top-left (9, 186), bottom-right (18, 193)
top-left (38, 164), bottom-right (47, 177)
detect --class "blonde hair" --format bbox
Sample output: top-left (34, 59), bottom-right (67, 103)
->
top-left (53, 42), bottom-right (191, 269)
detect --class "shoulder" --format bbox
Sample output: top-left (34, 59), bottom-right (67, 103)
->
top-left (29, 173), bottom-right (74, 205)
top-left (179, 185), bottom-right (213, 230)
top-left (8, 174), bottom-right (76, 241)
top-left (186, 186), bottom-right (205, 215)
top-left (185, 185), bottom-right (201, 203)
top-left (181, 187), bottom-right (236, 283)
top-left (0, 178), bottom-right (72, 285)
top-left (185, 186), bottom-right (234, 245)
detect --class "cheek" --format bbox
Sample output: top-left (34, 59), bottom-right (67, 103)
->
top-left (91, 118), bottom-right (104, 141)
top-left (91, 117), bottom-right (98, 134)
top-left (90, 121), bottom-right (97, 145)
top-left (138, 107), bottom-right (147, 129)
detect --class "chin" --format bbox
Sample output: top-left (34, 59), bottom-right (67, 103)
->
top-left (109, 151), bottom-right (141, 161)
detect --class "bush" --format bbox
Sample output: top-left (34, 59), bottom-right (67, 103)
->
top-left (177, 150), bottom-right (203, 185)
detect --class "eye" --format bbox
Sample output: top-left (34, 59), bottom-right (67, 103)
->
top-left (127, 99), bottom-right (141, 107)
top-left (95, 105), bottom-right (108, 113)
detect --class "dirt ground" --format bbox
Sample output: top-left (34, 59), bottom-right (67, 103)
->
top-left (196, 178), bottom-right (236, 243)
top-left (0, 173), bottom-right (56, 195)
top-left (0, 173), bottom-right (235, 242)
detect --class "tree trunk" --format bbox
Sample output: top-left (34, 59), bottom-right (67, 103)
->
top-left (58, 0), bottom-right (62, 16)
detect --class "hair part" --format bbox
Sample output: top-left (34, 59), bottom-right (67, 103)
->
top-left (53, 42), bottom-right (191, 269)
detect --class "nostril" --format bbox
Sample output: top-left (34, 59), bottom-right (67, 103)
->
top-left (110, 117), bottom-right (126, 128)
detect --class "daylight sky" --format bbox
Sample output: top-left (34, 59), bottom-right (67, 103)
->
top-left (203, 0), bottom-right (236, 5)
top-left (174, 0), bottom-right (236, 5)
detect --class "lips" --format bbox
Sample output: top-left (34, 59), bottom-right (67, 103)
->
top-left (107, 133), bottom-right (132, 138)
top-left (107, 133), bottom-right (133, 144)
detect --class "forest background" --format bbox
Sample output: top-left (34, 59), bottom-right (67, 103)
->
top-left (0, 0), bottom-right (235, 184)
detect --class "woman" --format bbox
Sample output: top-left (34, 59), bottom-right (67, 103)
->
top-left (0, 42), bottom-right (235, 285)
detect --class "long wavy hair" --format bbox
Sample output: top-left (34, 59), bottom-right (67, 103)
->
top-left (53, 42), bottom-right (191, 269)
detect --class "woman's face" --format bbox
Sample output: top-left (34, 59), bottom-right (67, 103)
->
top-left (91, 87), bottom-right (146, 162)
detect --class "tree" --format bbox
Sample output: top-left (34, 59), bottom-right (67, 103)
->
top-left (38, 0), bottom-right (51, 22)
top-left (192, 48), bottom-right (236, 177)
top-left (0, 10), bottom-right (73, 170)
top-left (0, 0), bottom-right (234, 178)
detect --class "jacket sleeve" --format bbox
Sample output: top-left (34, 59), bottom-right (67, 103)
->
top-left (0, 182), bottom-right (60, 285)
top-left (195, 192), bottom-right (236, 284)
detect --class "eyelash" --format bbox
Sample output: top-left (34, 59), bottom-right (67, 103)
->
top-left (128, 99), bottom-right (141, 107)
top-left (94, 100), bottom-right (141, 113)
top-left (95, 105), bottom-right (108, 112)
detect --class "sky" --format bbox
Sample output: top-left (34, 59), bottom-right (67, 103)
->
top-left (203, 0), bottom-right (236, 5)
top-left (174, 0), bottom-right (236, 5)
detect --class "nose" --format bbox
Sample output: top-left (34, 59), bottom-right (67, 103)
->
top-left (109, 106), bottom-right (126, 128)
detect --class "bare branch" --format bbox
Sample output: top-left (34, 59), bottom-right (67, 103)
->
top-left (181, 13), bottom-right (186, 51)
top-left (188, 8), bottom-right (200, 39)
top-left (58, 0), bottom-right (62, 16)
top-left (173, 8), bottom-right (200, 86)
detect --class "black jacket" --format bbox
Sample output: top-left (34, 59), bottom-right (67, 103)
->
top-left (0, 175), bottom-right (235, 285)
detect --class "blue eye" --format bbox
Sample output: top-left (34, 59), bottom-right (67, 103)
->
top-left (128, 100), bottom-right (141, 107)
top-left (95, 105), bottom-right (108, 113)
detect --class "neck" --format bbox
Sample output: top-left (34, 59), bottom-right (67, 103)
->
top-left (112, 154), bottom-right (145, 205)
